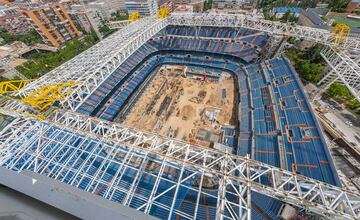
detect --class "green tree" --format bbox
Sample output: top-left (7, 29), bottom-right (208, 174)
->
top-left (112, 10), bottom-right (129, 21)
top-left (303, 44), bottom-right (323, 63)
top-left (204, 0), bottom-right (213, 11)
top-left (0, 29), bottom-right (42, 46)
top-left (326, 83), bottom-right (360, 117)
top-left (16, 33), bottom-right (98, 78)
top-left (298, 61), bottom-right (323, 83)
top-left (327, 0), bottom-right (350, 12)
top-left (285, 44), bottom-right (325, 83)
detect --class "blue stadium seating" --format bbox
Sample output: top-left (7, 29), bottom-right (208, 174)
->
top-left (72, 26), bottom-right (341, 220)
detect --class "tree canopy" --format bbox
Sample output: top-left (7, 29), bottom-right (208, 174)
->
top-left (326, 83), bottom-right (360, 116)
top-left (16, 33), bottom-right (98, 78)
top-left (0, 29), bottom-right (42, 46)
top-left (285, 44), bottom-right (324, 83)
top-left (327, 0), bottom-right (350, 12)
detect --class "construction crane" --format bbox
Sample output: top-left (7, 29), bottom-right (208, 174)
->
top-left (331, 23), bottom-right (351, 46)
top-left (0, 79), bottom-right (35, 95)
top-left (157, 7), bottom-right (170, 19)
top-left (22, 81), bottom-right (79, 111)
top-left (129, 11), bottom-right (141, 23)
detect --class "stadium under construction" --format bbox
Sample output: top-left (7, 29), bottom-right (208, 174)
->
top-left (0, 13), bottom-right (360, 220)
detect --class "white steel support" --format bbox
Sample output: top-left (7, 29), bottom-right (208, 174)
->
top-left (319, 46), bottom-right (360, 102)
top-left (168, 13), bottom-right (360, 51)
top-left (17, 18), bottom-right (167, 112)
top-left (107, 20), bottom-right (130, 29)
top-left (13, 13), bottom-right (360, 112)
top-left (0, 110), bottom-right (358, 219)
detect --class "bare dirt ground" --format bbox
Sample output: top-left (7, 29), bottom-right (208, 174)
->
top-left (123, 65), bottom-right (236, 147)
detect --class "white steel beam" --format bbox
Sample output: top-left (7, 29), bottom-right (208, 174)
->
top-left (168, 13), bottom-right (360, 51)
top-left (3, 110), bottom-right (357, 219)
top-left (14, 13), bottom-right (360, 113)
top-left (107, 20), bottom-right (129, 29)
top-left (319, 46), bottom-right (360, 102)
top-left (17, 18), bottom-right (166, 112)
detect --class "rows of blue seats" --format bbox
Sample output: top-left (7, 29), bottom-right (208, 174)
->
top-left (165, 25), bottom-right (256, 39)
top-left (265, 57), bottom-right (339, 186)
top-left (246, 64), bottom-right (280, 167)
top-left (14, 128), bottom-right (223, 220)
top-left (163, 26), bottom-right (269, 48)
top-left (252, 192), bottom-right (283, 219)
top-left (77, 42), bottom-right (159, 115)
top-left (77, 30), bottom-right (266, 116)
top-left (149, 37), bottom-right (259, 62)
top-left (96, 58), bottom-right (160, 121)
top-left (86, 49), bottom-right (255, 120)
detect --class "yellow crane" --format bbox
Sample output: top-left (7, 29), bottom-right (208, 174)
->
top-left (22, 81), bottom-right (79, 111)
top-left (157, 7), bottom-right (170, 19)
top-left (331, 23), bottom-right (351, 46)
top-left (0, 79), bottom-right (35, 95)
top-left (129, 11), bottom-right (141, 22)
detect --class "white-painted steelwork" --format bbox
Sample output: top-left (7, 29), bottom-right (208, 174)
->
top-left (319, 46), bottom-right (360, 101)
top-left (17, 18), bottom-right (167, 111)
top-left (17, 13), bottom-right (360, 111)
top-left (0, 110), bottom-right (359, 219)
top-left (167, 13), bottom-right (360, 50)
top-left (3, 12), bottom-right (360, 219)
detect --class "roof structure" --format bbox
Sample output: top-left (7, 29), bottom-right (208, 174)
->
top-left (0, 13), bottom-right (360, 220)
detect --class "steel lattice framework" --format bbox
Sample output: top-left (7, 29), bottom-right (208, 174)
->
top-left (0, 110), bottom-right (359, 219)
top-left (166, 13), bottom-right (360, 51)
top-left (3, 13), bottom-right (360, 219)
top-left (318, 46), bottom-right (360, 101)
top-left (17, 18), bottom-right (167, 111)
top-left (16, 14), bottom-right (360, 112)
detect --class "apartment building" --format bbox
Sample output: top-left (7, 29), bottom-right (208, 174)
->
top-left (0, 5), bottom-right (31, 35)
top-left (158, 0), bottom-right (204, 12)
top-left (212, 0), bottom-right (255, 10)
top-left (22, 3), bottom-right (81, 48)
top-left (125, 0), bottom-right (158, 16)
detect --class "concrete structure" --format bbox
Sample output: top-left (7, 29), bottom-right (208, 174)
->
top-left (0, 186), bottom-right (78, 220)
top-left (174, 4), bottom-right (194, 13)
top-left (125, 0), bottom-right (158, 16)
top-left (22, 3), bottom-right (81, 48)
top-left (158, 0), bottom-right (204, 12)
top-left (299, 8), bottom-right (328, 30)
top-left (69, 2), bottom-right (108, 33)
top-left (212, 0), bottom-right (255, 10)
